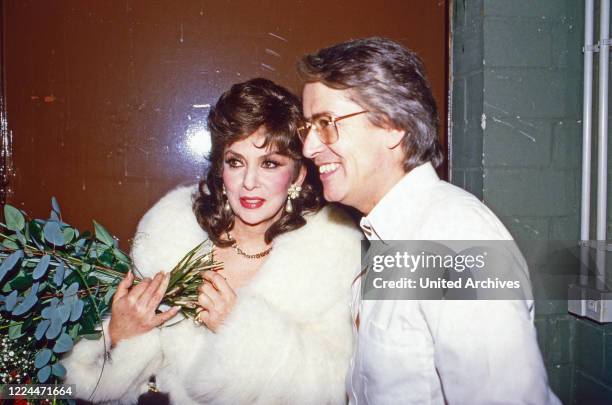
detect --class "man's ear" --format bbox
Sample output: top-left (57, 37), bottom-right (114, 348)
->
top-left (385, 128), bottom-right (406, 149)
top-left (295, 163), bottom-right (307, 186)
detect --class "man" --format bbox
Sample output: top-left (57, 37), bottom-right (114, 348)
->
top-left (298, 37), bottom-right (560, 404)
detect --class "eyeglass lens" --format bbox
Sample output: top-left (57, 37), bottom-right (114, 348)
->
top-left (298, 116), bottom-right (337, 144)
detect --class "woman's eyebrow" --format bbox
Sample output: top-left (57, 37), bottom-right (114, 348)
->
top-left (224, 150), bottom-right (244, 159)
top-left (260, 151), bottom-right (286, 160)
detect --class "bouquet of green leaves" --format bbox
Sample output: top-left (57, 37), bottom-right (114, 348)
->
top-left (0, 198), bottom-right (221, 393)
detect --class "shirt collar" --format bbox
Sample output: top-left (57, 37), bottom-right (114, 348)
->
top-left (360, 162), bottom-right (440, 240)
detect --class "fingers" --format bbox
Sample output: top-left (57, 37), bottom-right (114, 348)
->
top-left (203, 271), bottom-right (235, 297)
top-left (199, 281), bottom-right (222, 304)
top-left (113, 271), bottom-right (134, 302)
top-left (143, 272), bottom-right (168, 310)
top-left (196, 309), bottom-right (211, 326)
top-left (197, 289), bottom-right (214, 309)
top-left (153, 305), bottom-right (181, 327)
top-left (128, 277), bottom-right (153, 301)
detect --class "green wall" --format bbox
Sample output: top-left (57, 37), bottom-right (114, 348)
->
top-left (452, 1), bottom-right (612, 403)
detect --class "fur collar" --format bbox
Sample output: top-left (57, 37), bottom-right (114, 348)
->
top-left (131, 185), bottom-right (363, 315)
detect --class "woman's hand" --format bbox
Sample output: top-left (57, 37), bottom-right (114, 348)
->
top-left (108, 271), bottom-right (180, 347)
top-left (196, 271), bottom-right (237, 332)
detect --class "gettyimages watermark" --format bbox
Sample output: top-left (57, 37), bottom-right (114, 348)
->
top-left (360, 240), bottom-right (610, 300)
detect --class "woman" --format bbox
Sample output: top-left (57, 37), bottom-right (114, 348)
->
top-left (61, 78), bottom-right (362, 404)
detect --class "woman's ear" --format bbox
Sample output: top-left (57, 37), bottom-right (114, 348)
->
top-left (295, 163), bottom-right (307, 186)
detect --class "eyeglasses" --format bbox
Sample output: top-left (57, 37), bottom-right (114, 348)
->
top-left (297, 110), bottom-right (369, 145)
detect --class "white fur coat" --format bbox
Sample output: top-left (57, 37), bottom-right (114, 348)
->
top-left (61, 186), bottom-right (362, 404)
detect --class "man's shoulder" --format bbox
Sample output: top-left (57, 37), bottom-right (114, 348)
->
top-left (398, 180), bottom-right (513, 240)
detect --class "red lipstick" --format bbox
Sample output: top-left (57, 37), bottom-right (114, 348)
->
top-left (239, 197), bottom-right (265, 209)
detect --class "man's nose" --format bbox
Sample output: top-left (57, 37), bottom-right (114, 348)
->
top-left (301, 128), bottom-right (326, 159)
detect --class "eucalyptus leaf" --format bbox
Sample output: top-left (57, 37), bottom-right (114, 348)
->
top-left (43, 221), bottom-right (65, 246)
top-left (35, 319), bottom-right (51, 340)
top-left (63, 227), bottom-right (75, 244)
top-left (46, 316), bottom-right (63, 340)
top-left (15, 230), bottom-right (26, 246)
top-left (62, 293), bottom-right (76, 306)
top-left (12, 282), bottom-right (39, 316)
top-left (22, 259), bottom-right (36, 269)
top-left (98, 248), bottom-right (114, 266)
top-left (57, 302), bottom-right (71, 323)
top-left (64, 282), bottom-right (79, 297)
top-left (34, 348), bottom-right (52, 368)
top-left (37, 365), bottom-right (51, 383)
top-left (82, 332), bottom-right (102, 340)
top-left (0, 249), bottom-right (24, 283)
top-left (93, 221), bottom-right (115, 246)
top-left (64, 267), bottom-right (73, 279)
top-left (4, 204), bottom-right (25, 231)
top-left (90, 269), bottom-right (118, 284)
top-left (11, 294), bottom-right (37, 316)
top-left (69, 299), bottom-right (84, 322)
top-left (2, 238), bottom-right (19, 249)
top-left (41, 305), bottom-right (54, 319)
top-left (115, 261), bottom-right (130, 273)
top-left (8, 323), bottom-right (23, 339)
top-left (33, 254), bottom-right (51, 280)
top-left (103, 285), bottom-right (116, 305)
top-left (113, 248), bottom-right (131, 264)
top-left (68, 323), bottom-right (80, 339)
top-left (52, 332), bottom-right (74, 353)
top-left (5, 290), bottom-right (18, 311)
top-left (50, 210), bottom-right (61, 223)
top-left (74, 238), bottom-right (86, 255)
top-left (28, 220), bottom-right (45, 249)
top-left (29, 281), bottom-right (39, 294)
top-left (51, 196), bottom-right (61, 216)
top-left (51, 362), bottom-right (66, 378)
top-left (53, 262), bottom-right (65, 286)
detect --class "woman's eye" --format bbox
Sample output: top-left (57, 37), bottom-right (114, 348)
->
top-left (262, 160), bottom-right (280, 169)
top-left (225, 158), bottom-right (242, 168)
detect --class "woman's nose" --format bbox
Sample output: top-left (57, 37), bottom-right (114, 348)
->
top-left (242, 166), bottom-right (259, 190)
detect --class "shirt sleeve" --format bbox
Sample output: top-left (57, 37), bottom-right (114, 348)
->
top-left (422, 300), bottom-right (561, 405)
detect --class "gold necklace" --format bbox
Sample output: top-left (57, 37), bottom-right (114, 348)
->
top-left (226, 232), bottom-right (272, 259)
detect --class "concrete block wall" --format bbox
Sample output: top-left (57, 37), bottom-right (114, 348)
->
top-left (483, 0), bottom-right (581, 242)
top-left (452, 0), bottom-right (484, 199)
top-left (452, 1), bottom-right (612, 403)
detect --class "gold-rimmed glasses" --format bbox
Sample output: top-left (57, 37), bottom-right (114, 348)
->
top-left (297, 110), bottom-right (368, 145)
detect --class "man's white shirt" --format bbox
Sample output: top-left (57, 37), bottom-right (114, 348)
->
top-left (346, 162), bottom-right (561, 405)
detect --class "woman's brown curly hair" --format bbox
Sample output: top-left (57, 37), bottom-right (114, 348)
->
top-left (193, 78), bottom-right (322, 247)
